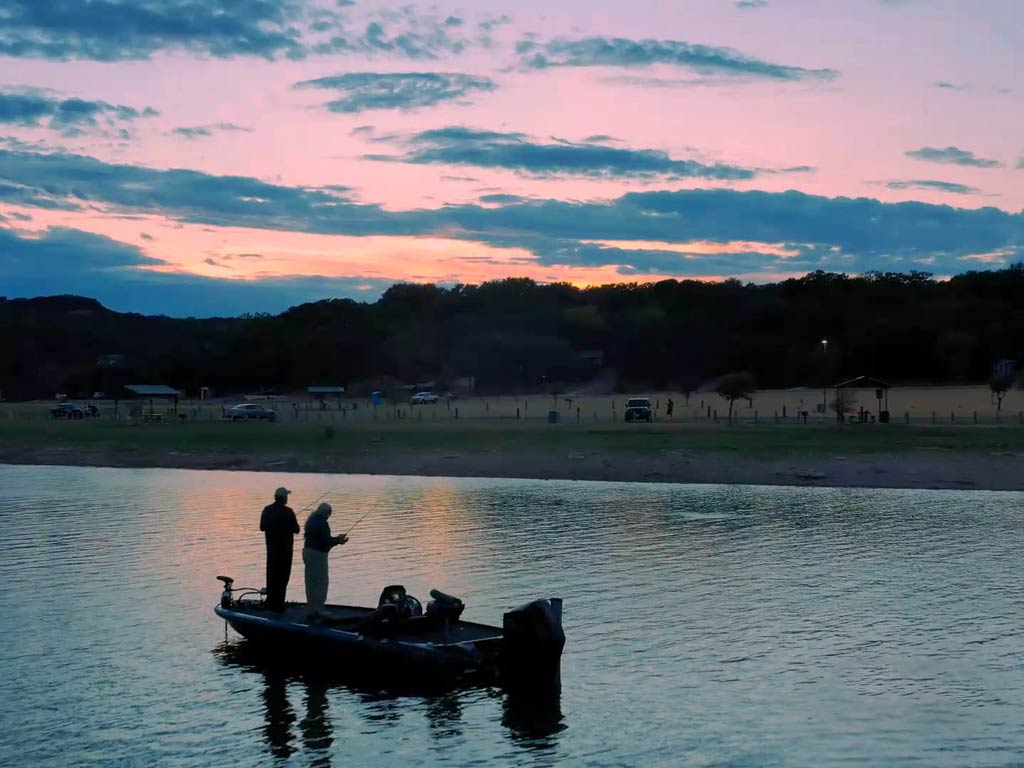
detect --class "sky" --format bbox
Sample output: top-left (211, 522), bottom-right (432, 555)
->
top-left (0, 0), bottom-right (1022, 317)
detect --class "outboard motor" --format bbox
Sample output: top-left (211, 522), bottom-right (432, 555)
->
top-left (502, 598), bottom-right (565, 684)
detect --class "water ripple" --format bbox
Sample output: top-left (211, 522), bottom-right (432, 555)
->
top-left (0, 465), bottom-right (1022, 766)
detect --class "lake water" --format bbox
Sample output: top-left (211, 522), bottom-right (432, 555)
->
top-left (0, 464), bottom-right (1021, 767)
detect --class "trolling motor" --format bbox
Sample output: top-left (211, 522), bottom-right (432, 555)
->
top-left (216, 575), bottom-right (266, 608)
top-left (217, 576), bottom-right (234, 608)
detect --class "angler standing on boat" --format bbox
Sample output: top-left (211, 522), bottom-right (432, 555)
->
top-left (303, 503), bottom-right (348, 620)
top-left (260, 487), bottom-right (300, 612)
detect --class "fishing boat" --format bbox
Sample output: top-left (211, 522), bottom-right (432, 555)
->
top-left (214, 577), bottom-right (565, 685)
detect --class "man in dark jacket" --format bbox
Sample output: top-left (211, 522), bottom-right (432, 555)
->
top-left (260, 487), bottom-right (300, 612)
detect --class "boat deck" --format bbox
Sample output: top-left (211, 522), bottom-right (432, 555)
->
top-left (228, 601), bottom-right (503, 645)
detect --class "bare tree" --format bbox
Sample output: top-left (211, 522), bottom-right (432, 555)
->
top-left (679, 376), bottom-right (701, 406)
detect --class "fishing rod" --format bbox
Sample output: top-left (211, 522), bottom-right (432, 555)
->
top-left (342, 508), bottom-right (375, 536)
top-left (294, 482), bottom-right (339, 515)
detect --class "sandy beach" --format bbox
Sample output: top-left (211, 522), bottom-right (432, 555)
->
top-left (3, 439), bottom-right (1022, 491)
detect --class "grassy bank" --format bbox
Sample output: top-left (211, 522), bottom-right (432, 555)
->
top-left (3, 418), bottom-right (1024, 462)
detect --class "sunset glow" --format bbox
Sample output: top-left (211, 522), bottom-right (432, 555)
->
top-left (1, 0), bottom-right (1022, 315)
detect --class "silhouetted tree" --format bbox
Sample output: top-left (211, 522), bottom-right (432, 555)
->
top-left (679, 376), bottom-right (701, 405)
top-left (715, 372), bottom-right (756, 425)
top-left (990, 373), bottom-right (1014, 414)
top-left (4, 268), bottom-right (1024, 399)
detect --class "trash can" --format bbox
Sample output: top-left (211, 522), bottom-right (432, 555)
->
top-left (547, 410), bottom-right (560, 424)
top-left (879, 410), bottom-right (890, 424)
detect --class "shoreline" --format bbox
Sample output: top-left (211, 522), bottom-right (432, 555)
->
top-left (3, 445), bottom-right (1022, 491)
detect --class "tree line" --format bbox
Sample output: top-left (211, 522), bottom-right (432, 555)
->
top-left (1, 267), bottom-right (1022, 401)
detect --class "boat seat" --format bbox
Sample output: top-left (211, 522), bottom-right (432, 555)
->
top-left (429, 589), bottom-right (463, 605)
top-left (427, 590), bottom-right (464, 622)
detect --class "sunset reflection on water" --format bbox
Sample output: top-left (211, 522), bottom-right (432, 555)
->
top-left (2, 465), bottom-right (1023, 767)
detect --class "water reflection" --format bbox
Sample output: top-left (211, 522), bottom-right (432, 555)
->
top-left (424, 690), bottom-right (464, 740)
top-left (502, 681), bottom-right (566, 751)
top-left (261, 672), bottom-right (297, 760)
top-left (214, 640), bottom-right (564, 763)
top-left (300, 680), bottom-right (333, 767)
top-left (7, 465), bottom-right (1024, 767)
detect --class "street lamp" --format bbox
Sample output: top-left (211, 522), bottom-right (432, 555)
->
top-left (821, 339), bottom-right (828, 416)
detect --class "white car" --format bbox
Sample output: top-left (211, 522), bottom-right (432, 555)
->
top-left (227, 403), bottom-right (277, 421)
top-left (410, 392), bottom-right (438, 405)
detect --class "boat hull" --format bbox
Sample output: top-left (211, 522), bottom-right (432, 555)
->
top-left (214, 595), bottom-right (564, 687)
top-left (215, 603), bottom-right (505, 681)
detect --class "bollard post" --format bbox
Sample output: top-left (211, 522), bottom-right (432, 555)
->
top-left (905, 412), bottom-right (910, 424)
top-left (973, 411), bottom-right (977, 424)
top-left (782, 405), bottom-right (787, 418)
top-left (951, 412), bottom-right (955, 423)
top-left (713, 409), bottom-right (718, 423)
top-left (931, 411), bottom-right (936, 424)
top-left (706, 405), bottom-right (711, 420)
top-left (516, 407), bottom-right (520, 419)
top-left (455, 407), bottom-right (459, 419)
top-left (577, 406), bottom-right (581, 423)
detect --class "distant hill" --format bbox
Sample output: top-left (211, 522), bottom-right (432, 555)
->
top-left (2, 268), bottom-right (1022, 400)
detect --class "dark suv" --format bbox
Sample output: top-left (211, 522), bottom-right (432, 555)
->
top-left (624, 397), bottom-right (653, 422)
top-left (52, 402), bottom-right (86, 419)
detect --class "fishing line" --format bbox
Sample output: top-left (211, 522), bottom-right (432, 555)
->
top-left (342, 507), bottom-right (375, 536)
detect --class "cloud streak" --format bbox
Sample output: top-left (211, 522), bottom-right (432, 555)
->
top-left (887, 179), bottom-right (983, 195)
top-left (306, 6), bottom-right (507, 60)
top-left (0, 1), bottom-right (502, 62)
top-left (365, 127), bottom-right (760, 180)
top-left (906, 146), bottom-right (1002, 168)
top-left (294, 72), bottom-right (497, 113)
top-left (1, 147), bottom-right (1021, 282)
top-left (516, 36), bottom-right (838, 82)
top-left (170, 123), bottom-right (251, 139)
top-left (0, 0), bottom-right (308, 61)
top-left (0, 88), bottom-right (158, 136)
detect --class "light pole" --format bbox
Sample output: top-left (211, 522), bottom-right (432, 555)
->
top-left (821, 339), bottom-right (828, 415)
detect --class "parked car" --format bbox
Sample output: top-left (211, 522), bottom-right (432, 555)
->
top-left (624, 397), bottom-right (653, 423)
top-left (227, 403), bottom-right (277, 422)
top-left (51, 402), bottom-right (86, 419)
top-left (410, 392), bottom-right (439, 405)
